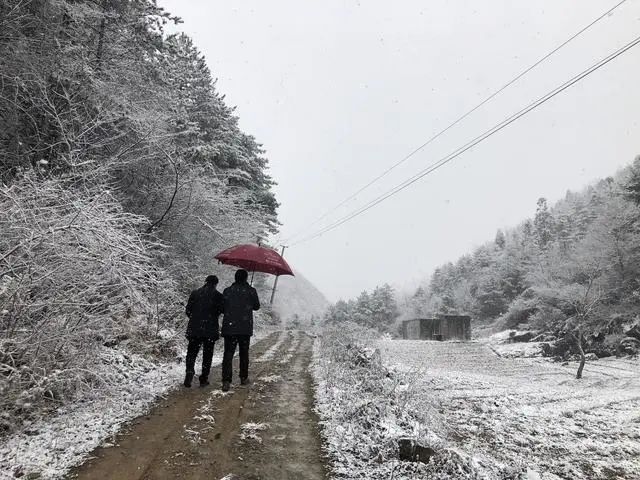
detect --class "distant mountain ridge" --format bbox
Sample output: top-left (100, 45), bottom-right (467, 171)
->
top-left (272, 270), bottom-right (329, 326)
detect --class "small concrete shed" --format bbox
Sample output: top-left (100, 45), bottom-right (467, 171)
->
top-left (402, 315), bottom-right (471, 341)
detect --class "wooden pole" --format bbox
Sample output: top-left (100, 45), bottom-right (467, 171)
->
top-left (270, 245), bottom-right (287, 305)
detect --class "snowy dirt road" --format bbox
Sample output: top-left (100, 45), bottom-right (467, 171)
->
top-left (68, 331), bottom-right (327, 480)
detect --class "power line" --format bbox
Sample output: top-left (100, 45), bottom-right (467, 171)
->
top-left (291, 33), bottom-right (640, 246)
top-left (293, 34), bottom-right (640, 245)
top-left (282, 0), bottom-right (629, 245)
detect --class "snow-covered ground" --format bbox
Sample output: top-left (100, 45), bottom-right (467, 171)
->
top-left (313, 326), bottom-right (640, 479)
top-left (0, 330), bottom-right (272, 480)
top-left (379, 339), bottom-right (640, 480)
top-left (477, 330), bottom-right (545, 358)
top-left (0, 348), bottom-right (183, 479)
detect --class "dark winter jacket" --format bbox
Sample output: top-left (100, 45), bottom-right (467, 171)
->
top-left (221, 281), bottom-right (260, 337)
top-left (185, 284), bottom-right (224, 339)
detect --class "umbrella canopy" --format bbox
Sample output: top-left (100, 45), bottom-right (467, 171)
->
top-left (214, 244), bottom-right (294, 277)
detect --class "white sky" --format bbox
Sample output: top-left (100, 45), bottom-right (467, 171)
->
top-left (160, 0), bottom-right (640, 301)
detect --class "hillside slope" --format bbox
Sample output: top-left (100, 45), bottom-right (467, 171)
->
top-left (272, 271), bottom-right (329, 327)
top-left (402, 159), bottom-right (640, 361)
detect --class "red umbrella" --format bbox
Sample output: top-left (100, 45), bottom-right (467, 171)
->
top-left (214, 244), bottom-right (294, 277)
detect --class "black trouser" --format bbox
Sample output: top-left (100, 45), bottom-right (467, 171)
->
top-left (222, 335), bottom-right (251, 382)
top-left (185, 337), bottom-right (216, 381)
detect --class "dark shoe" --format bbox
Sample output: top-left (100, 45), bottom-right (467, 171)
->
top-left (199, 376), bottom-right (210, 388)
top-left (240, 377), bottom-right (249, 386)
top-left (184, 371), bottom-right (194, 388)
top-left (221, 381), bottom-right (231, 392)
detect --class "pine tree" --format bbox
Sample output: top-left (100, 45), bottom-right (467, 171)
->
top-left (534, 197), bottom-right (554, 249)
top-left (624, 156), bottom-right (640, 206)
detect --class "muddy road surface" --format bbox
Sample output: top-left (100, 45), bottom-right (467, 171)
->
top-left (68, 331), bottom-right (327, 480)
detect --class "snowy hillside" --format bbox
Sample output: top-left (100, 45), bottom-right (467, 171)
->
top-left (271, 270), bottom-right (329, 327)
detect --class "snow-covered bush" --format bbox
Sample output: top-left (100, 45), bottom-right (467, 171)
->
top-left (495, 293), bottom-right (538, 330)
top-left (0, 172), bottom-right (181, 435)
top-left (313, 324), bottom-right (493, 479)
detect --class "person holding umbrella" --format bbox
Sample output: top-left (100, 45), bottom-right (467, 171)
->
top-left (221, 269), bottom-right (261, 391)
top-left (214, 244), bottom-right (294, 391)
top-left (184, 275), bottom-right (224, 388)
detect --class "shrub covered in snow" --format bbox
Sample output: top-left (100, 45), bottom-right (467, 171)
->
top-left (312, 324), bottom-right (524, 479)
top-left (0, 174), bottom-right (182, 435)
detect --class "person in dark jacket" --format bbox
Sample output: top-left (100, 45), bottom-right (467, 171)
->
top-left (184, 275), bottom-right (224, 388)
top-left (221, 269), bottom-right (260, 391)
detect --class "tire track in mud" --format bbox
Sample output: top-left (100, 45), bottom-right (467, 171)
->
top-left (68, 330), bottom-right (327, 480)
top-left (255, 331), bottom-right (288, 364)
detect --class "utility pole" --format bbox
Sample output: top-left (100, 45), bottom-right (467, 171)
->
top-left (269, 245), bottom-right (287, 305)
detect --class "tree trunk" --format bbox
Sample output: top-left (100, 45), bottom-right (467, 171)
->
top-left (146, 148), bottom-right (179, 233)
top-left (576, 333), bottom-right (586, 379)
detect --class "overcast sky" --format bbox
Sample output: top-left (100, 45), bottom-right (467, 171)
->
top-left (160, 0), bottom-right (640, 301)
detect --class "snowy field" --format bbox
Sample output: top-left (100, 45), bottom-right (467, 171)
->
top-left (379, 340), bottom-right (640, 480)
